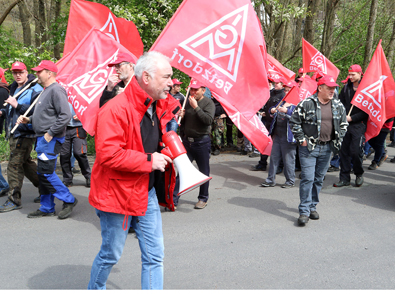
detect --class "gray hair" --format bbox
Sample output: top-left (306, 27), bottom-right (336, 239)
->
top-left (134, 51), bottom-right (171, 79)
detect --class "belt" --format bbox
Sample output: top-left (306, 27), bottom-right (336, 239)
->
top-left (317, 140), bottom-right (329, 145)
top-left (185, 135), bottom-right (209, 143)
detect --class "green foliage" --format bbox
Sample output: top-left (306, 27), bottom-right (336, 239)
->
top-left (0, 132), bottom-right (10, 162)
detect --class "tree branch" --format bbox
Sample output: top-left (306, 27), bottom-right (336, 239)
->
top-left (0, 0), bottom-right (23, 26)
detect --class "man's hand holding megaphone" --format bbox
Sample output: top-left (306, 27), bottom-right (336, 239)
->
top-left (151, 152), bottom-right (172, 172)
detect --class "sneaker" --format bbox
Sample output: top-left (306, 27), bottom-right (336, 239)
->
top-left (63, 181), bottom-right (73, 187)
top-left (261, 181), bottom-right (275, 187)
top-left (388, 141), bottom-right (395, 147)
top-left (240, 150), bottom-right (248, 155)
top-left (58, 198), bottom-right (78, 219)
top-left (194, 200), bottom-right (207, 209)
top-left (355, 175), bottom-right (364, 187)
top-left (390, 157), bottom-right (395, 163)
top-left (281, 183), bottom-right (295, 188)
top-left (327, 166), bottom-right (339, 172)
top-left (0, 187), bottom-right (9, 197)
top-left (34, 195), bottom-right (41, 203)
top-left (0, 199), bottom-right (22, 213)
top-left (165, 206), bottom-right (177, 212)
top-left (377, 153), bottom-right (388, 166)
top-left (333, 181), bottom-right (350, 187)
top-left (72, 167), bottom-right (81, 174)
top-left (309, 211), bottom-right (319, 220)
top-left (86, 178), bottom-right (91, 188)
top-left (368, 161), bottom-right (378, 170)
top-left (298, 215), bottom-right (309, 226)
top-left (366, 148), bottom-right (374, 158)
top-left (27, 209), bottom-right (56, 218)
top-left (212, 149), bottom-right (220, 156)
top-left (128, 226), bottom-right (136, 234)
top-left (250, 164), bottom-right (266, 171)
top-left (249, 152), bottom-right (260, 158)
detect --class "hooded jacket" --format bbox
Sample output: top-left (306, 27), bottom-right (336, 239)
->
top-left (89, 77), bottom-right (180, 216)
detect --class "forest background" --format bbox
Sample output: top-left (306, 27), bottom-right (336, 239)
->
top-left (0, 0), bottom-right (395, 159)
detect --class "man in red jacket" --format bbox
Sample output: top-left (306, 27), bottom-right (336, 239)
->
top-left (88, 52), bottom-right (177, 290)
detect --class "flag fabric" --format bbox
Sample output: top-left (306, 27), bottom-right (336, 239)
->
top-left (298, 76), bottom-right (317, 101)
top-left (283, 86), bottom-right (301, 105)
top-left (64, 0), bottom-right (143, 58)
top-left (302, 38), bottom-right (340, 80)
top-left (150, 0), bottom-right (272, 154)
top-left (351, 40), bottom-right (395, 141)
top-left (0, 68), bottom-right (7, 84)
top-left (267, 54), bottom-right (295, 83)
top-left (57, 28), bottom-right (136, 136)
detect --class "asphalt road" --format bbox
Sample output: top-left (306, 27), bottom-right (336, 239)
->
top-left (1, 146), bottom-right (395, 290)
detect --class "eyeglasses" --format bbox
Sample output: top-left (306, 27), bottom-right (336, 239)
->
top-left (114, 62), bottom-right (129, 69)
top-left (12, 71), bottom-right (26, 76)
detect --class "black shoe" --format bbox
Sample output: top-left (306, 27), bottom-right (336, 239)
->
top-left (333, 181), bottom-right (350, 187)
top-left (0, 187), bottom-right (9, 197)
top-left (240, 150), bottom-right (248, 155)
top-left (86, 178), bottom-right (91, 188)
top-left (388, 141), bottom-right (395, 147)
top-left (355, 176), bottom-right (364, 187)
top-left (298, 215), bottom-right (309, 226)
top-left (378, 153), bottom-right (388, 166)
top-left (0, 199), bottom-right (22, 213)
top-left (327, 166), bottom-right (339, 172)
top-left (72, 167), bottom-right (81, 174)
top-left (128, 226), bottom-right (136, 234)
top-left (212, 149), bottom-right (220, 156)
top-left (34, 195), bottom-right (41, 203)
top-left (281, 183), bottom-right (294, 188)
top-left (250, 164), bottom-right (266, 171)
top-left (390, 157), bottom-right (395, 163)
top-left (368, 161), bottom-right (378, 170)
top-left (63, 181), bottom-right (73, 187)
top-left (309, 211), bottom-right (319, 220)
top-left (27, 209), bottom-right (56, 218)
top-left (58, 198), bottom-right (78, 219)
top-left (261, 181), bottom-right (275, 187)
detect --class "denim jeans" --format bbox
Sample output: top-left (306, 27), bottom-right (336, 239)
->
top-left (166, 118), bottom-right (178, 133)
top-left (88, 187), bottom-right (164, 290)
top-left (298, 144), bottom-right (331, 216)
top-left (0, 165), bottom-right (9, 191)
top-left (368, 131), bottom-right (387, 163)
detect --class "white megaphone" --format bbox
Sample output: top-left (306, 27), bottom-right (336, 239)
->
top-left (162, 131), bottom-right (212, 196)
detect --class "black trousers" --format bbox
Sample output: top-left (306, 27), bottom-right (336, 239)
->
top-left (339, 122), bottom-right (366, 182)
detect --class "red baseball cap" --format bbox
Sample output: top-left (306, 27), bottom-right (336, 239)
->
top-left (172, 78), bottom-right (183, 85)
top-left (284, 80), bottom-right (298, 88)
top-left (298, 68), bottom-right (304, 74)
top-left (189, 78), bottom-right (205, 89)
top-left (348, 64), bottom-right (363, 73)
top-left (312, 70), bottom-right (325, 81)
top-left (11, 62), bottom-right (27, 71)
top-left (32, 60), bottom-right (58, 73)
top-left (108, 52), bottom-right (138, 67)
top-left (317, 75), bottom-right (339, 87)
top-left (271, 77), bottom-right (286, 83)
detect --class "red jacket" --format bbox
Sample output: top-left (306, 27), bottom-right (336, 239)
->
top-left (89, 77), bottom-right (181, 216)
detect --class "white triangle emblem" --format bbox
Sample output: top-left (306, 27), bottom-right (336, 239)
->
top-left (360, 75), bottom-right (388, 109)
top-left (178, 4), bottom-right (249, 82)
top-left (310, 52), bottom-right (327, 74)
top-left (100, 13), bottom-right (120, 43)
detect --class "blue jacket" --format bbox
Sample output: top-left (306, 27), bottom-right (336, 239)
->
top-left (0, 74), bottom-right (43, 139)
top-left (268, 100), bottom-right (296, 144)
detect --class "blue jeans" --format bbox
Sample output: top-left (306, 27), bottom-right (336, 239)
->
top-left (166, 118), bottom-right (178, 133)
top-left (368, 131), bottom-right (387, 163)
top-left (88, 187), bottom-right (164, 290)
top-left (0, 165), bottom-right (9, 191)
top-left (298, 144), bottom-right (331, 216)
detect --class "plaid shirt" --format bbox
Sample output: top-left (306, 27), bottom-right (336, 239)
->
top-left (290, 93), bottom-right (348, 154)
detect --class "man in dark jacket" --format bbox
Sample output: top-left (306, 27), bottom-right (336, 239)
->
top-left (333, 64), bottom-right (368, 188)
top-left (0, 62), bottom-right (42, 213)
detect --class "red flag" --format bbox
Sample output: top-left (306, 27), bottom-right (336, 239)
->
top-left (302, 38), bottom-right (340, 80)
top-left (267, 54), bottom-right (295, 83)
top-left (298, 76), bottom-right (317, 101)
top-left (64, 0), bottom-right (143, 58)
top-left (57, 28), bottom-right (136, 136)
top-left (283, 86), bottom-right (301, 105)
top-left (150, 0), bottom-right (272, 153)
top-left (0, 68), bottom-right (7, 84)
top-left (351, 40), bottom-right (395, 141)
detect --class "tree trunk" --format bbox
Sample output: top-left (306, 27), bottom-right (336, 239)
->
top-left (0, 0), bottom-right (23, 26)
top-left (53, 0), bottom-right (62, 59)
top-left (34, 0), bottom-right (47, 48)
top-left (18, 0), bottom-right (31, 46)
top-left (320, 0), bottom-right (340, 58)
top-left (293, 0), bottom-right (305, 53)
top-left (303, 0), bottom-right (320, 44)
top-left (387, 20), bottom-right (395, 69)
top-left (363, 0), bottom-right (379, 70)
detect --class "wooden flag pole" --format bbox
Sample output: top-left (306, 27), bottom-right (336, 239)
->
top-left (10, 91), bottom-right (42, 134)
top-left (348, 105), bottom-right (354, 117)
top-left (177, 82), bottom-right (191, 125)
top-left (3, 78), bottom-right (38, 106)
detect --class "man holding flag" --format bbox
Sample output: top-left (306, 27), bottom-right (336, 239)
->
top-left (333, 65), bottom-right (368, 188)
top-left (290, 75), bottom-right (348, 226)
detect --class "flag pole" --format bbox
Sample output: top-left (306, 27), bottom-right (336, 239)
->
top-left (177, 81), bottom-right (191, 125)
top-left (3, 78), bottom-right (38, 106)
top-left (11, 91), bottom-right (42, 134)
top-left (348, 105), bottom-right (354, 116)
